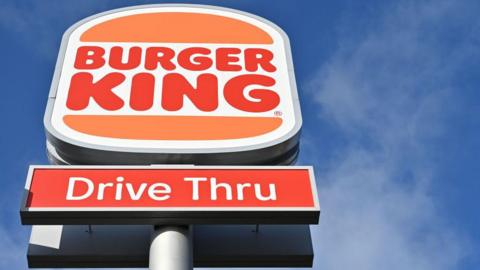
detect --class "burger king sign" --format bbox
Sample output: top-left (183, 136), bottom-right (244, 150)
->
top-left (45, 5), bottom-right (302, 165)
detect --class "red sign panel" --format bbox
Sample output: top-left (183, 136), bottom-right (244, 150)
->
top-left (21, 166), bottom-right (319, 225)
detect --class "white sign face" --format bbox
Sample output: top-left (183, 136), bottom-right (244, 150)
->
top-left (45, 5), bottom-right (301, 154)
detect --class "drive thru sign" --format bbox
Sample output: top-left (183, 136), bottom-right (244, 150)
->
top-left (21, 166), bottom-right (319, 225)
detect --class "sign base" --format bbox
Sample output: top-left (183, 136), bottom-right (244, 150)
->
top-left (28, 224), bottom-right (314, 268)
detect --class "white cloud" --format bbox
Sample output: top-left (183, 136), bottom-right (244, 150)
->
top-left (302, 0), bottom-right (473, 269)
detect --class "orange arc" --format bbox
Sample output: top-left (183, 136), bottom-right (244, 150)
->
top-left (63, 115), bottom-right (282, 140)
top-left (80, 12), bottom-right (273, 44)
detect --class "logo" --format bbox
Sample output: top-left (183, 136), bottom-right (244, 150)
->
top-left (45, 5), bottom-right (301, 164)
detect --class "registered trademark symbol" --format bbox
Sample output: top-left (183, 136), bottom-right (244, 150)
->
top-left (274, 111), bottom-right (283, 117)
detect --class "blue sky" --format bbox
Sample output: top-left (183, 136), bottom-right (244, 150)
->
top-left (0, 0), bottom-right (479, 269)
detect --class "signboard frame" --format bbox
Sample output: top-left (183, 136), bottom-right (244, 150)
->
top-left (28, 224), bottom-right (314, 268)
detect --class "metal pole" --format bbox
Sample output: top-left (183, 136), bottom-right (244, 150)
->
top-left (149, 225), bottom-right (193, 270)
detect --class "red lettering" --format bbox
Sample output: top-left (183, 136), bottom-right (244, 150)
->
top-left (66, 72), bottom-right (125, 111)
top-left (108, 46), bottom-right (141, 70)
top-left (224, 74), bottom-right (279, 112)
top-left (145, 47), bottom-right (176, 71)
top-left (162, 73), bottom-right (218, 112)
top-left (177, 47), bottom-right (212, 71)
top-left (74, 46), bottom-right (105, 69)
top-left (216, 48), bottom-right (242, 71)
top-left (245, 48), bottom-right (276, 72)
top-left (130, 73), bottom-right (154, 111)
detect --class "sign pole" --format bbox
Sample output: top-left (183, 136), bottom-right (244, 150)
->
top-left (149, 225), bottom-right (193, 270)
